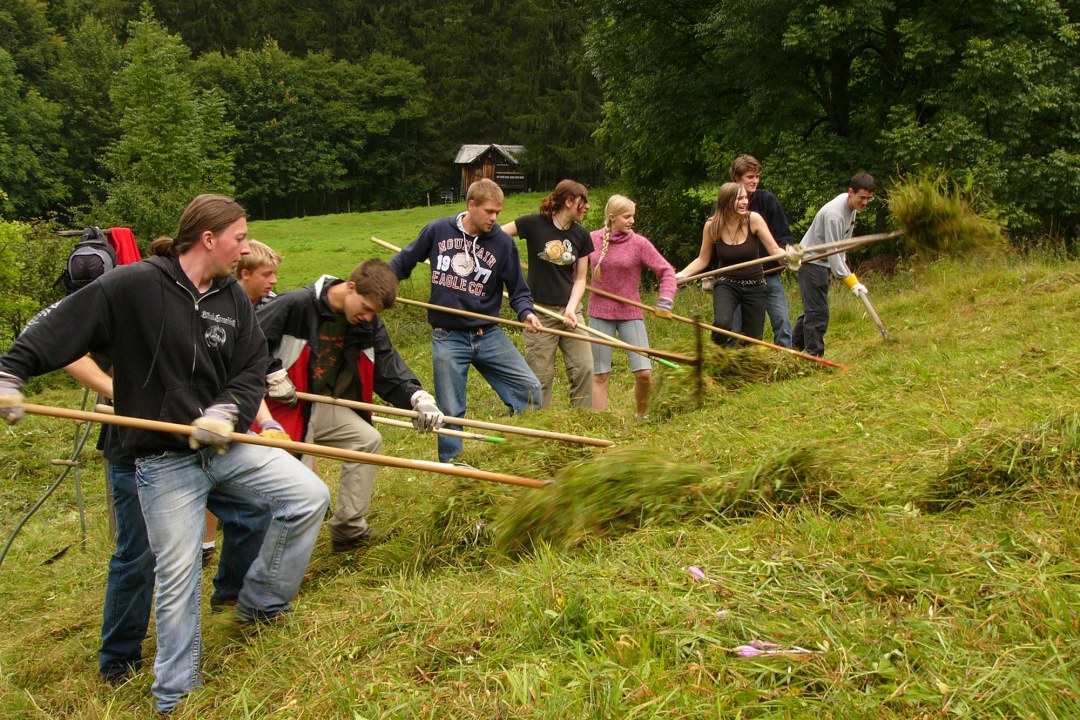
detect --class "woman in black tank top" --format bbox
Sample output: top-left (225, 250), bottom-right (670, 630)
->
top-left (676, 182), bottom-right (785, 345)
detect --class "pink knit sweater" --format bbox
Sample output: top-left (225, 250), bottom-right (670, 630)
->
top-left (587, 229), bottom-right (677, 320)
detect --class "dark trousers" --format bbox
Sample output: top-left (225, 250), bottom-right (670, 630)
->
top-left (712, 278), bottom-right (767, 346)
top-left (792, 263), bottom-right (831, 357)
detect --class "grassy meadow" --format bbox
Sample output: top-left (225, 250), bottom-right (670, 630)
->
top-left (0, 197), bottom-right (1078, 718)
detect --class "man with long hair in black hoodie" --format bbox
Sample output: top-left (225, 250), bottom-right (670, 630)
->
top-left (0, 194), bottom-right (330, 714)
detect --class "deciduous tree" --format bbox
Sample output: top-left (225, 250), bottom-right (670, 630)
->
top-left (98, 6), bottom-right (234, 241)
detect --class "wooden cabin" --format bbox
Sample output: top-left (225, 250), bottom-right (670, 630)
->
top-left (454, 144), bottom-right (527, 198)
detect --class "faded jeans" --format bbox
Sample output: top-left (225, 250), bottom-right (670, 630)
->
top-left (135, 444), bottom-right (329, 713)
top-left (432, 326), bottom-right (541, 462)
top-left (99, 464), bottom-right (270, 680)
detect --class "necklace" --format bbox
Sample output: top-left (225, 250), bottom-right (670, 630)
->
top-left (552, 215), bottom-right (572, 231)
top-left (721, 221), bottom-right (746, 245)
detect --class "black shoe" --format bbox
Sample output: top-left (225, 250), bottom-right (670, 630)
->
top-left (331, 528), bottom-right (389, 553)
top-left (101, 661), bottom-right (138, 685)
top-left (237, 608), bottom-right (285, 626)
top-left (210, 595), bottom-right (237, 614)
top-left (201, 546), bottom-right (216, 568)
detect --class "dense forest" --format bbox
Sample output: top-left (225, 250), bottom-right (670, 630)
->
top-left (2, 0), bottom-right (1079, 253)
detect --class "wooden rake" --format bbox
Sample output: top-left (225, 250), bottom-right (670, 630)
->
top-left (24, 403), bottom-right (549, 489)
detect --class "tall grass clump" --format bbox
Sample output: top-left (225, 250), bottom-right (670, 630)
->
top-left (494, 444), bottom-right (840, 558)
top-left (923, 410), bottom-right (1080, 510)
top-left (888, 169), bottom-right (1006, 256)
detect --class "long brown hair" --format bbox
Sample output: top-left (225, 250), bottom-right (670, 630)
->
top-left (149, 194), bottom-right (247, 257)
top-left (539, 179), bottom-right (588, 219)
top-left (704, 182), bottom-right (747, 245)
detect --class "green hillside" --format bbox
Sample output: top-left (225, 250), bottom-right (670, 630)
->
top-left (0, 203), bottom-right (1077, 718)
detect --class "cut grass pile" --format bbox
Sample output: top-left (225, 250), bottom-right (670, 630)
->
top-left (494, 444), bottom-right (841, 558)
top-left (925, 409), bottom-right (1080, 510)
top-left (650, 342), bottom-right (807, 420)
top-left (888, 170), bottom-right (1006, 256)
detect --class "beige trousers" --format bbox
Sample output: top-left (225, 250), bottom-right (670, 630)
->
top-left (523, 304), bottom-right (594, 409)
top-left (304, 402), bottom-right (382, 542)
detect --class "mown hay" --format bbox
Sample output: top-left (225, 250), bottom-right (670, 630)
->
top-left (888, 170), bottom-right (1006, 256)
top-left (650, 343), bottom-right (805, 420)
top-left (494, 443), bottom-right (841, 558)
top-left (721, 444), bottom-right (847, 514)
top-left (494, 448), bottom-right (709, 558)
top-left (406, 479), bottom-right (518, 571)
top-left (923, 410), bottom-right (1080, 511)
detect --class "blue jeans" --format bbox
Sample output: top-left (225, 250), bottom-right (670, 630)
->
top-left (589, 318), bottom-right (652, 373)
top-left (205, 491), bottom-right (271, 605)
top-left (431, 326), bottom-right (541, 462)
top-left (135, 444), bottom-right (329, 713)
top-left (99, 464), bottom-right (154, 679)
top-left (731, 273), bottom-right (792, 347)
top-left (99, 465), bottom-right (271, 681)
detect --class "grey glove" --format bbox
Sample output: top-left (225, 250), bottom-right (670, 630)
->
top-left (189, 403), bottom-right (238, 453)
top-left (655, 296), bottom-right (675, 314)
top-left (410, 390), bottom-right (443, 433)
top-left (266, 368), bottom-right (297, 405)
top-left (0, 372), bottom-right (25, 425)
top-left (850, 282), bottom-right (869, 298)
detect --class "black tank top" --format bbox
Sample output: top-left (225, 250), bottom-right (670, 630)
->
top-left (714, 229), bottom-right (765, 281)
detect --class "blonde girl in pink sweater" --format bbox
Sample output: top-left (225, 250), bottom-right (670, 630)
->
top-left (588, 195), bottom-right (678, 418)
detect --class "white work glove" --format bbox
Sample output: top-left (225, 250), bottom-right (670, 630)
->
top-left (189, 403), bottom-right (238, 453)
top-left (655, 296), bottom-right (675, 317)
top-left (410, 390), bottom-right (443, 433)
top-left (0, 372), bottom-right (25, 425)
top-left (258, 417), bottom-right (291, 442)
top-left (266, 368), bottom-right (297, 405)
top-left (784, 245), bottom-right (804, 271)
top-left (851, 282), bottom-right (868, 298)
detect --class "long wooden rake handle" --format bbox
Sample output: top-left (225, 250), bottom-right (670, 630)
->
top-left (371, 236), bottom-right (680, 369)
top-left (295, 392), bottom-right (615, 447)
top-left (24, 403), bottom-right (549, 489)
top-left (676, 231), bottom-right (904, 285)
top-left (763, 235), bottom-right (883, 276)
top-left (370, 415), bottom-right (505, 443)
top-left (583, 285), bottom-right (846, 370)
top-left (94, 403), bottom-right (504, 445)
top-left (395, 296), bottom-right (694, 364)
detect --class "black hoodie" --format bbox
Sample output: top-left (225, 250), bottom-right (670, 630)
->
top-left (0, 255), bottom-right (267, 457)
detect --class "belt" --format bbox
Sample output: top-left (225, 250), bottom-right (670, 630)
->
top-left (435, 325), bottom-right (493, 335)
top-left (717, 276), bottom-right (765, 286)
